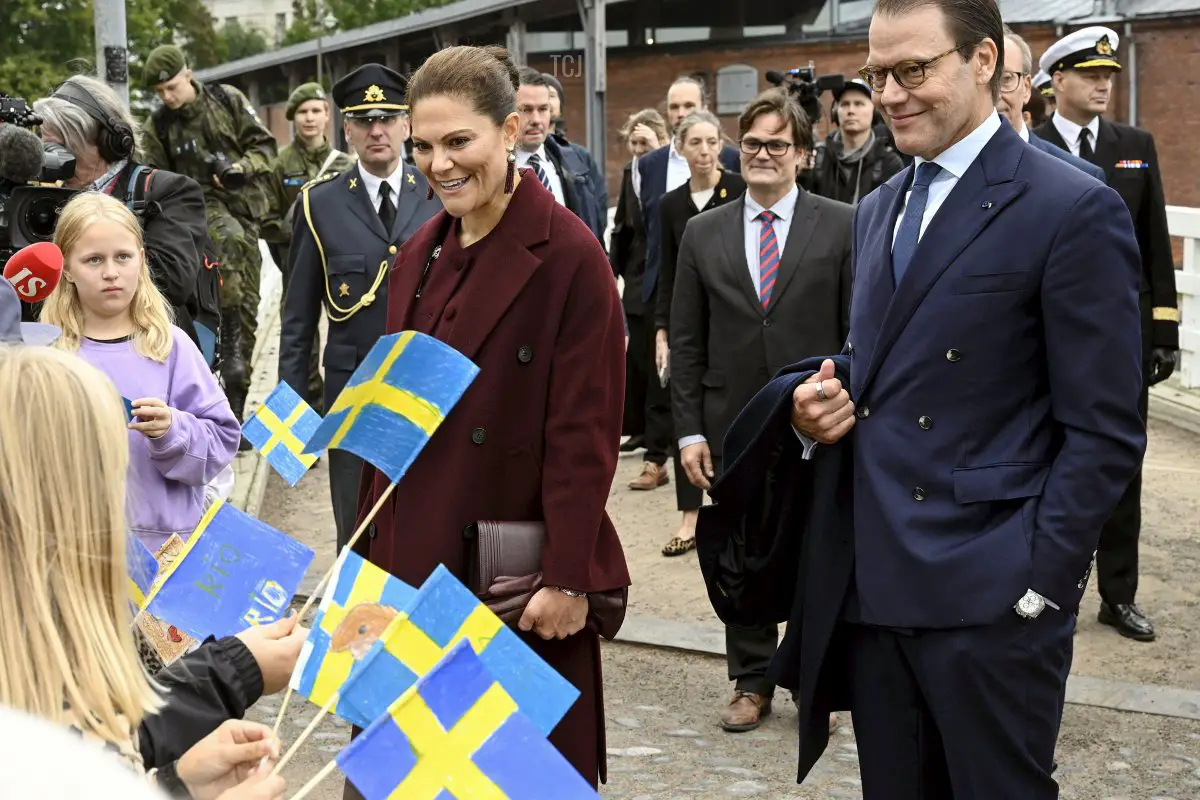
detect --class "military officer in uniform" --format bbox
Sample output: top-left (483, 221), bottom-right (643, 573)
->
top-left (1036, 27), bottom-right (1180, 642)
top-left (141, 44), bottom-right (279, 433)
top-left (264, 82), bottom-right (356, 411)
top-left (280, 64), bottom-right (441, 549)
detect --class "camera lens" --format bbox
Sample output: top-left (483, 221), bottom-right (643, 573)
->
top-left (22, 194), bottom-right (63, 242)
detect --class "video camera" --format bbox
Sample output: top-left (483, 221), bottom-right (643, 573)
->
top-left (1, 91), bottom-right (80, 265)
top-left (765, 64), bottom-right (846, 125)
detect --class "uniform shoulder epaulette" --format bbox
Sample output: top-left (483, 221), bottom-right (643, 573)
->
top-left (302, 171), bottom-right (342, 193)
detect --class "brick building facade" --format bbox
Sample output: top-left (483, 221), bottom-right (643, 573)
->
top-left (527, 19), bottom-right (1200, 215)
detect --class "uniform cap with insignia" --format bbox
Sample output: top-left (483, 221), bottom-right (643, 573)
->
top-left (1039, 26), bottom-right (1122, 76)
top-left (332, 64), bottom-right (409, 119)
top-left (286, 82), bottom-right (329, 121)
top-left (143, 44), bottom-right (187, 86)
top-left (1032, 70), bottom-right (1054, 98)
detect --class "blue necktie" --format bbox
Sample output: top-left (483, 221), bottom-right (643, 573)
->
top-left (527, 153), bottom-right (552, 192)
top-left (756, 210), bottom-right (780, 308)
top-left (892, 161), bottom-right (942, 285)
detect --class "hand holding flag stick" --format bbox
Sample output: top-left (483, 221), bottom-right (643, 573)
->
top-left (269, 331), bottom-right (481, 739)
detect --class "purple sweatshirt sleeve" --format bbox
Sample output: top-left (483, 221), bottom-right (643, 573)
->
top-left (145, 329), bottom-right (240, 486)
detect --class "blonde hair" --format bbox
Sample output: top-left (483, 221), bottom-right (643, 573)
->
top-left (0, 346), bottom-right (163, 747)
top-left (42, 192), bottom-right (174, 362)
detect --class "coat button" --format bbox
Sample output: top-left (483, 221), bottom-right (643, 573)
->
top-left (918, 415), bottom-right (933, 430)
top-left (763, 318), bottom-right (772, 327)
top-left (848, 342), bottom-right (854, 355)
top-left (517, 345), bottom-right (533, 364)
top-left (367, 522), bottom-right (378, 540)
top-left (471, 427), bottom-right (487, 445)
top-left (856, 406), bottom-right (870, 419)
top-left (913, 487), bottom-right (926, 501)
top-left (388, 245), bottom-right (398, 255)
top-left (946, 348), bottom-right (962, 362)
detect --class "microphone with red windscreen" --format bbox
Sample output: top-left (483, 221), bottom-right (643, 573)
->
top-left (3, 241), bottom-right (64, 303)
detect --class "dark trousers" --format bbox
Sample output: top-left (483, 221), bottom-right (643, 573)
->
top-left (271, 241), bottom-right (325, 412)
top-left (622, 313), bottom-right (649, 438)
top-left (1097, 362), bottom-right (1149, 605)
top-left (844, 612), bottom-right (1074, 799)
top-left (329, 449), bottom-right (365, 552)
top-left (645, 323), bottom-right (703, 512)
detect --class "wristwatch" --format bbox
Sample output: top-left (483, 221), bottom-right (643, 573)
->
top-left (1014, 589), bottom-right (1058, 619)
top-left (554, 586), bottom-right (587, 598)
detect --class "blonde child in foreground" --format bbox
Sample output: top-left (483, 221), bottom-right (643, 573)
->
top-left (0, 345), bottom-right (285, 798)
top-left (41, 192), bottom-right (240, 554)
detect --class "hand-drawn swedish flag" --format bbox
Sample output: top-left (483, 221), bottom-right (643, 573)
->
top-left (289, 548), bottom-right (417, 714)
top-left (126, 535), bottom-right (159, 608)
top-left (242, 382), bottom-right (323, 486)
top-left (301, 332), bottom-right (479, 483)
top-left (337, 641), bottom-right (600, 800)
top-left (335, 565), bottom-right (578, 736)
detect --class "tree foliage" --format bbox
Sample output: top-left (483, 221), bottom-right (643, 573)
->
top-left (282, 0), bottom-right (456, 46)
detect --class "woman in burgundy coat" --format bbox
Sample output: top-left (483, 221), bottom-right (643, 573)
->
top-left (353, 44), bottom-right (631, 789)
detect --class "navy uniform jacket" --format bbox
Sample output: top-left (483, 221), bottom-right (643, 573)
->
top-left (279, 161), bottom-right (441, 409)
top-left (701, 119), bottom-right (1147, 781)
top-left (1027, 130), bottom-right (1105, 181)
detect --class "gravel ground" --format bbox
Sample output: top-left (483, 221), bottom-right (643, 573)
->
top-left (253, 418), bottom-right (1200, 798)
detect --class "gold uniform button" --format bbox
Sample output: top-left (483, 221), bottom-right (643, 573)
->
top-left (388, 245), bottom-right (398, 255)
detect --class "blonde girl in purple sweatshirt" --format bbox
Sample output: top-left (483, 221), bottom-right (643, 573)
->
top-left (42, 192), bottom-right (240, 553)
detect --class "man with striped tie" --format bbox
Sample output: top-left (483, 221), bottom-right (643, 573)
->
top-left (514, 67), bottom-right (608, 242)
top-left (668, 88), bottom-right (854, 732)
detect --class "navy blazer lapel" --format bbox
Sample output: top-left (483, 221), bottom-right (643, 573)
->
top-left (859, 123), bottom-right (1029, 395)
top-left (347, 165), bottom-right (390, 242)
top-left (850, 173), bottom-right (906, 397)
top-left (720, 199), bottom-right (766, 317)
top-left (1094, 118), bottom-right (1119, 182)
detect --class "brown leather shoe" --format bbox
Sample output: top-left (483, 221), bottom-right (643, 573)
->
top-left (628, 461), bottom-right (668, 490)
top-left (720, 691), bottom-right (772, 732)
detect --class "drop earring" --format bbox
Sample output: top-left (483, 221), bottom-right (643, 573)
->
top-left (426, 182), bottom-right (434, 201)
top-left (504, 149), bottom-right (517, 194)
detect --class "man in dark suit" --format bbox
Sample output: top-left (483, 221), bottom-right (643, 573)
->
top-left (280, 63), bottom-right (441, 549)
top-left (709, 0), bottom-right (1146, 794)
top-left (628, 76), bottom-right (741, 492)
top-left (1036, 26), bottom-right (1180, 641)
top-left (671, 88), bottom-right (853, 732)
top-left (998, 29), bottom-right (1104, 181)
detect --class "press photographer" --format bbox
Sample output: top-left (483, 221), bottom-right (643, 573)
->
top-left (31, 76), bottom-right (220, 363)
top-left (1, 96), bottom-right (78, 268)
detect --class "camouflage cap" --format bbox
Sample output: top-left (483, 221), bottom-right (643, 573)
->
top-left (144, 44), bottom-right (187, 86)
top-left (286, 82), bottom-right (329, 121)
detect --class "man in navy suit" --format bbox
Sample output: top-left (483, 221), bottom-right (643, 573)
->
top-left (998, 27), bottom-right (1105, 181)
top-left (715, 0), bottom-right (1146, 795)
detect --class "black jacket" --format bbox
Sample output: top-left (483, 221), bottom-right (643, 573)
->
top-left (542, 135), bottom-right (609, 245)
top-left (138, 636), bottom-right (263, 769)
top-left (812, 130), bottom-right (905, 206)
top-left (609, 162), bottom-right (648, 317)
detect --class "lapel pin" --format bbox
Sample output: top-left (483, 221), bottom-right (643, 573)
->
top-left (348, 177), bottom-right (358, 190)
top-left (981, 201), bottom-right (993, 209)
top-left (407, 173), bottom-right (416, 185)
top-left (339, 282), bottom-right (350, 297)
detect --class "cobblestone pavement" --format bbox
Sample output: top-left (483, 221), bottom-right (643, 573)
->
top-left (253, 411), bottom-right (1200, 798)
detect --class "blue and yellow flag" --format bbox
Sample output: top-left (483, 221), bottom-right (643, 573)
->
top-left (288, 548), bottom-right (417, 712)
top-left (126, 535), bottom-right (159, 608)
top-left (335, 565), bottom-right (578, 736)
top-left (301, 332), bottom-right (479, 483)
top-left (142, 500), bottom-right (316, 640)
top-left (337, 641), bottom-right (600, 800)
top-left (242, 382), bottom-right (323, 486)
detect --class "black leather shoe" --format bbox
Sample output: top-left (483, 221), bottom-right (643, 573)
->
top-left (619, 435), bottom-right (645, 453)
top-left (1098, 602), bottom-right (1156, 641)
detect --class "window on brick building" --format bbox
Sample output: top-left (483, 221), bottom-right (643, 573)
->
top-left (716, 64), bottom-right (758, 115)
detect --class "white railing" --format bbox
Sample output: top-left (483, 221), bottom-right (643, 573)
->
top-left (1168, 206), bottom-right (1200, 389)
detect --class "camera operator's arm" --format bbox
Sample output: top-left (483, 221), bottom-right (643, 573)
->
top-left (224, 86), bottom-right (277, 176)
top-left (142, 170), bottom-right (205, 309)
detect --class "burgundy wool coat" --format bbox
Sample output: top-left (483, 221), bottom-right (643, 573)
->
top-left (352, 173), bottom-right (631, 788)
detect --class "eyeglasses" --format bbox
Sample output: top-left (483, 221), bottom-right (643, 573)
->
top-left (740, 138), bottom-right (794, 157)
top-left (999, 70), bottom-right (1028, 92)
top-left (858, 45), bottom-right (966, 92)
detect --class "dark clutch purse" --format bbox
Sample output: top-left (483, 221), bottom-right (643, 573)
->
top-left (464, 521), bottom-right (628, 641)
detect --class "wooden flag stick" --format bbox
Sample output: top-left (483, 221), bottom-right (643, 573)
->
top-left (273, 692), bottom-right (339, 775)
top-left (272, 479), bottom-right (399, 737)
top-left (287, 760), bottom-right (340, 800)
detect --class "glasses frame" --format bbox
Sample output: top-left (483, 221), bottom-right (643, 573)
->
top-left (739, 138), bottom-right (795, 157)
top-left (857, 44), bottom-right (968, 92)
top-left (999, 70), bottom-right (1028, 93)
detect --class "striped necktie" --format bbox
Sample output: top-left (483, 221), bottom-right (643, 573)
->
top-left (757, 210), bottom-right (780, 308)
top-left (527, 153), bottom-right (552, 191)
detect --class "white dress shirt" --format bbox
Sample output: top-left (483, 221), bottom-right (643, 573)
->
top-left (797, 113), bottom-right (1005, 458)
top-left (1050, 113), bottom-right (1100, 159)
top-left (632, 142), bottom-right (691, 202)
top-left (678, 184), bottom-right (801, 452)
top-left (1016, 123), bottom-right (1030, 143)
top-left (516, 144), bottom-right (566, 206)
top-left (356, 161), bottom-right (405, 214)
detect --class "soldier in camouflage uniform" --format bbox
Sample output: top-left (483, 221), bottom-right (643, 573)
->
top-left (140, 45), bottom-right (279, 428)
top-left (262, 83), bottom-right (356, 411)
